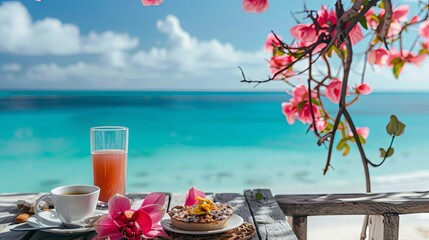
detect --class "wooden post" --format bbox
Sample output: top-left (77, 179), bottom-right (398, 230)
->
top-left (292, 216), bottom-right (307, 240)
top-left (383, 213), bottom-right (399, 240)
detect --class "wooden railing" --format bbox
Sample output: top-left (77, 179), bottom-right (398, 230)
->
top-left (275, 191), bottom-right (429, 240)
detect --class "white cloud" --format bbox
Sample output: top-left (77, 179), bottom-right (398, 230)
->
top-left (0, 1), bottom-right (138, 55)
top-left (1, 63), bottom-right (22, 72)
top-left (365, 62), bottom-right (429, 91)
top-left (4, 14), bottom-right (271, 90)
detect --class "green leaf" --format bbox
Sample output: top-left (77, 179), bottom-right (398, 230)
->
top-left (297, 101), bottom-right (306, 112)
top-left (337, 138), bottom-right (347, 150)
top-left (386, 147), bottom-right (394, 157)
top-left (310, 98), bottom-right (320, 106)
top-left (393, 62), bottom-right (404, 78)
top-left (358, 135), bottom-right (366, 144)
top-left (370, 14), bottom-right (380, 24)
top-left (255, 192), bottom-right (263, 201)
top-left (342, 144), bottom-right (350, 156)
top-left (332, 45), bottom-right (342, 58)
top-left (378, 1), bottom-right (385, 8)
top-left (379, 148), bottom-right (386, 158)
top-left (380, 147), bottom-right (395, 158)
top-left (359, 16), bottom-right (368, 30)
top-left (386, 115), bottom-right (406, 136)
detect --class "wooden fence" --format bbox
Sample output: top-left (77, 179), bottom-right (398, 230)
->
top-left (275, 191), bottom-right (429, 240)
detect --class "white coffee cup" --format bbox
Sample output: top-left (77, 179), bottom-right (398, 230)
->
top-left (35, 185), bottom-right (100, 224)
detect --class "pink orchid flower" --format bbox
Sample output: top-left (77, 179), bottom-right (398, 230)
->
top-left (94, 193), bottom-right (167, 240)
top-left (325, 78), bottom-right (349, 104)
top-left (349, 127), bottom-right (370, 139)
top-left (265, 33), bottom-right (282, 52)
top-left (368, 48), bottom-right (389, 65)
top-left (185, 187), bottom-right (206, 206)
top-left (242, 0), bottom-right (269, 13)
top-left (355, 83), bottom-right (372, 95)
top-left (141, 0), bottom-right (163, 6)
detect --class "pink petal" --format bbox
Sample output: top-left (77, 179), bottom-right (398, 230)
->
top-left (356, 83), bottom-right (372, 95)
top-left (133, 210), bottom-right (152, 234)
top-left (142, 192), bottom-right (166, 206)
top-left (108, 194), bottom-right (131, 219)
top-left (141, 0), bottom-right (163, 6)
top-left (281, 102), bottom-right (296, 125)
top-left (410, 53), bottom-right (426, 65)
top-left (356, 127), bottom-right (370, 139)
top-left (139, 204), bottom-right (166, 224)
top-left (94, 215), bottom-right (122, 238)
top-left (392, 5), bottom-right (409, 22)
top-left (419, 21), bottom-right (429, 38)
top-left (349, 25), bottom-right (363, 45)
top-left (242, 0), bottom-right (269, 13)
top-left (185, 187), bottom-right (205, 206)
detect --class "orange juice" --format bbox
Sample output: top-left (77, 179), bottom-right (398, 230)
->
top-left (92, 150), bottom-right (127, 202)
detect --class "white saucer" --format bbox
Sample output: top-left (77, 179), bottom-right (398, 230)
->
top-left (161, 214), bottom-right (243, 235)
top-left (27, 210), bottom-right (107, 234)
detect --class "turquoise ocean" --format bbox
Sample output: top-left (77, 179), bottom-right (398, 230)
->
top-left (1, 91), bottom-right (428, 194)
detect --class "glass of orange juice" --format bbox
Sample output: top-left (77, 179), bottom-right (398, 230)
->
top-left (90, 126), bottom-right (128, 203)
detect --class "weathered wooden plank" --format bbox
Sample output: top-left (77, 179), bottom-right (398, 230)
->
top-left (275, 191), bottom-right (429, 216)
top-left (291, 216), bottom-right (307, 240)
top-left (369, 215), bottom-right (383, 240)
top-left (383, 213), bottom-right (399, 240)
top-left (244, 189), bottom-right (298, 240)
top-left (214, 193), bottom-right (258, 240)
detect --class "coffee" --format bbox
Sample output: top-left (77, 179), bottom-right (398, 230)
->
top-left (62, 192), bottom-right (89, 195)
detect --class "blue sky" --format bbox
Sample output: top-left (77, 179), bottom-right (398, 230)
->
top-left (0, 0), bottom-right (427, 91)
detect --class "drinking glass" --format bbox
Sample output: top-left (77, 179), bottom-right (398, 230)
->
top-left (90, 126), bottom-right (128, 202)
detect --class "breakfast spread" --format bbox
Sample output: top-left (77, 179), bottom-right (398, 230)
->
top-left (168, 196), bottom-right (234, 231)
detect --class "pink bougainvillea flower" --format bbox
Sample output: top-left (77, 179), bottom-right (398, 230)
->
top-left (317, 6), bottom-right (337, 28)
top-left (388, 49), bottom-right (426, 66)
top-left (291, 84), bottom-right (309, 104)
top-left (388, 21), bottom-right (403, 37)
top-left (242, 0), bottom-right (269, 13)
top-left (281, 84), bottom-right (321, 125)
top-left (368, 48), bottom-right (389, 65)
top-left (265, 33), bottom-right (282, 51)
top-left (94, 193), bottom-right (167, 240)
top-left (185, 187), bottom-right (205, 206)
top-left (325, 78), bottom-right (348, 103)
top-left (355, 83), bottom-right (372, 95)
top-left (365, 9), bottom-right (378, 29)
top-left (348, 24), bottom-right (363, 45)
top-left (281, 102), bottom-right (297, 124)
top-left (290, 24), bottom-right (317, 43)
top-left (419, 21), bottom-right (429, 39)
top-left (315, 119), bottom-right (327, 132)
top-left (269, 55), bottom-right (295, 76)
top-left (141, 0), bottom-right (163, 6)
top-left (349, 127), bottom-right (370, 139)
top-left (410, 15), bottom-right (419, 24)
top-left (392, 5), bottom-right (409, 22)
top-left (298, 103), bottom-right (320, 124)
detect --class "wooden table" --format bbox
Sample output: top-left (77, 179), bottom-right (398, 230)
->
top-left (0, 189), bottom-right (297, 240)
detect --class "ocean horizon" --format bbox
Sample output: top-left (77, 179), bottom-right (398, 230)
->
top-left (1, 90), bottom-right (429, 195)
